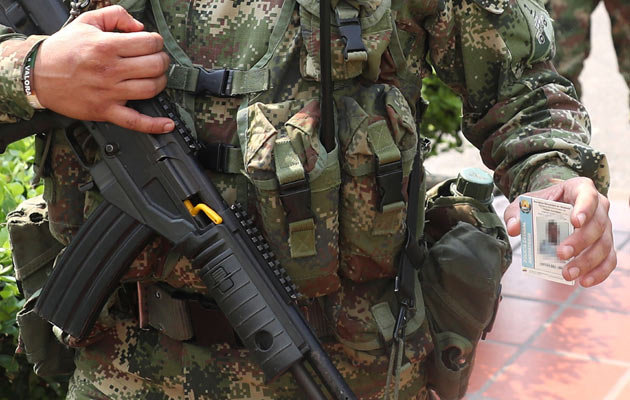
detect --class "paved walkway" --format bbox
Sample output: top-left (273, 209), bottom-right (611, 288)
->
top-left (425, 4), bottom-right (630, 400)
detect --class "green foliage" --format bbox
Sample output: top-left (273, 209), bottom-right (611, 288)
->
top-left (420, 73), bottom-right (464, 158)
top-left (0, 137), bottom-right (65, 400)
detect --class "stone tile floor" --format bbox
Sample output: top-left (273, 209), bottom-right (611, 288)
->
top-left (462, 195), bottom-right (630, 400)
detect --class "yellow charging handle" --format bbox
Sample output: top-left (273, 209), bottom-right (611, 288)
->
top-left (184, 199), bottom-right (223, 224)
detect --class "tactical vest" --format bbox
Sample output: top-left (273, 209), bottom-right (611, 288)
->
top-left (141, 0), bottom-right (436, 384)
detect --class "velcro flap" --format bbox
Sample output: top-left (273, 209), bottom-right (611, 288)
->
top-left (289, 219), bottom-right (317, 258)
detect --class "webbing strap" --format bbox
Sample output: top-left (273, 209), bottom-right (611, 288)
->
top-left (197, 143), bottom-right (244, 174)
top-left (167, 65), bottom-right (198, 93)
top-left (151, 0), bottom-right (270, 99)
top-left (167, 65), bottom-right (270, 96)
top-left (367, 120), bottom-right (401, 165)
top-left (372, 302), bottom-right (396, 343)
top-left (148, 0), bottom-right (191, 67)
top-left (148, 0), bottom-right (195, 112)
top-left (274, 134), bottom-right (306, 185)
top-left (274, 132), bottom-right (316, 258)
top-left (472, 209), bottom-right (507, 231)
top-left (367, 120), bottom-right (404, 211)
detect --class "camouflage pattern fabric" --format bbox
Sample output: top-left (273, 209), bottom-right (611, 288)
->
top-left (65, 317), bottom-right (431, 400)
top-left (0, 0), bottom-right (612, 398)
top-left (0, 33), bottom-right (46, 122)
top-left (545, 0), bottom-right (630, 96)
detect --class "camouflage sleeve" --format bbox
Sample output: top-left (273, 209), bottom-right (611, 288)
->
top-left (0, 26), bottom-right (48, 122)
top-left (423, 0), bottom-right (609, 200)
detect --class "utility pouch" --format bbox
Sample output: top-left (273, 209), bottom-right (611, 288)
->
top-left (7, 196), bottom-right (74, 377)
top-left (337, 83), bottom-right (418, 282)
top-left (237, 98), bottom-right (342, 297)
top-left (322, 276), bottom-right (433, 391)
top-left (421, 177), bottom-right (511, 400)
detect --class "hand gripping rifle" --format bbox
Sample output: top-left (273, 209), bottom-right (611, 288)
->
top-left (0, 2), bottom-right (356, 399)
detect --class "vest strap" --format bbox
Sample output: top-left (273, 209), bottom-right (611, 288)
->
top-left (197, 143), bottom-right (243, 174)
top-left (167, 65), bottom-right (270, 97)
top-left (367, 120), bottom-right (404, 211)
top-left (274, 133), bottom-right (316, 258)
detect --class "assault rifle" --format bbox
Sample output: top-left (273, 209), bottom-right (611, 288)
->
top-left (0, 3), bottom-right (356, 399)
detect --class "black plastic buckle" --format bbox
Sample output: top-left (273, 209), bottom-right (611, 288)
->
top-left (376, 159), bottom-right (404, 211)
top-left (197, 142), bottom-right (235, 173)
top-left (195, 68), bottom-right (233, 97)
top-left (336, 15), bottom-right (367, 60)
top-left (279, 178), bottom-right (313, 223)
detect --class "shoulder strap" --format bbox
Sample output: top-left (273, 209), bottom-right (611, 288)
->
top-left (148, 0), bottom-right (270, 100)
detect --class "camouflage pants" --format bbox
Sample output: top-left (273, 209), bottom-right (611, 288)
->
top-left (545, 0), bottom-right (630, 96)
top-left (65, 318), bottom-right (430, 400)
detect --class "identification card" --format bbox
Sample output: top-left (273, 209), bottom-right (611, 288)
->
top-left (519, 196), bottom-right (575, 285)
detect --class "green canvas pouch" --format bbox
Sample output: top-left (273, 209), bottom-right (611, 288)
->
top-left (237, 98), bottom-right (342, 298)
top-left (421, 178), bottom-right (511, 400)
top-left (422, 222), bottom-right (507, 399)
top-left (7, 196), bottom-right (75, 377)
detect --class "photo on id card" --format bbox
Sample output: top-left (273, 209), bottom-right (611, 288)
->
top-left (519, 196), bottom-right (575, 285)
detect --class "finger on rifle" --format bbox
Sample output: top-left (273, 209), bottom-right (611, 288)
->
top-left (116, 52), bottom-right (170, 80)
top-left (113, 32), bottom-right (165, 58)
top-left (76, 5), bottom-right (144, 33)
top-left (106, 104), bottom-right (174, 134)
top-left (115, 76), bottom-right (168, 101)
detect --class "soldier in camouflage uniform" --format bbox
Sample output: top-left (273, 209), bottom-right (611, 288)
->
top-left (545, 0), bottom-right (630, 96)
top-left (0, 0), bottom-right (617, 399)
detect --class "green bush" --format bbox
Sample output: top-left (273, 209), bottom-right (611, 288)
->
top-left (0, 137), bottom-right (65, 400)
top-left (421, 73), bottom-right (464, 158)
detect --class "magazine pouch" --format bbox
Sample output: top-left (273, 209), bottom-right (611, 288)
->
top-left (237, 99), bottom-right (342, 297)
top-left (337, 83), bottom-right (418, 281)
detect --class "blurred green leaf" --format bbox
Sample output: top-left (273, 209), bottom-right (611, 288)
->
top-left (421, 73), bottom-right (464, 158)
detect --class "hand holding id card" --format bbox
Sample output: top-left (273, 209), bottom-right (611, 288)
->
top-left (519, 196), bottom-right (575, 285)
